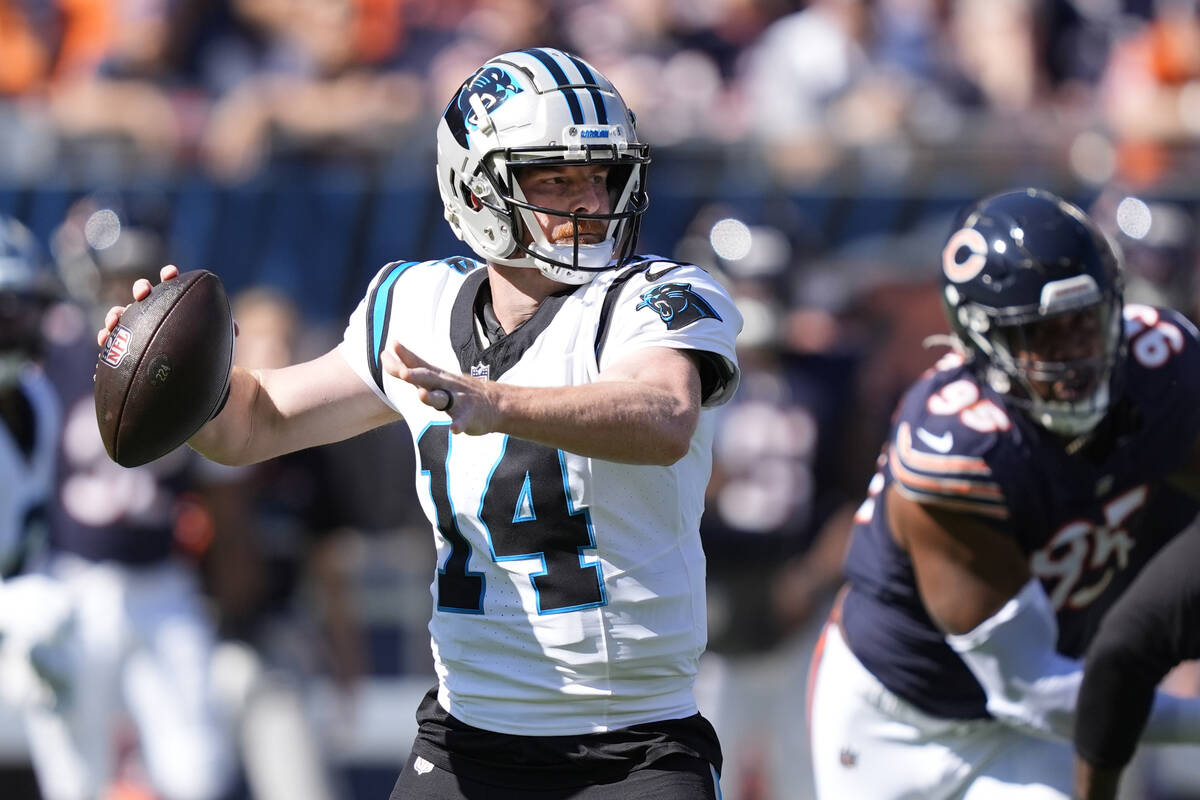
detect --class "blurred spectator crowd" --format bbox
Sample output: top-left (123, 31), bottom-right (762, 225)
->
top-left (0, 0), bottom-right (1198, 189)
top-left (5, 2), bottom-right (1200, 800)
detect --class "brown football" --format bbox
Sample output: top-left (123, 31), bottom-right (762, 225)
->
top-left (94, 269), bottom-right (234, 467)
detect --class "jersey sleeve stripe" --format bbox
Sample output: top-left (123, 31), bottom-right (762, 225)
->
top-left (888, 446), bottom-right (1005, 501)
top-left (593, 260), bottom-right (658, 362)
top-left (521, 48), bottom-right (585, 124)
top-left (892, 482), bottom-right (1012, 519)
top-left (896, 423), bottom-right (993, 476)
top-left (367, 260), bottom-right (419, 392)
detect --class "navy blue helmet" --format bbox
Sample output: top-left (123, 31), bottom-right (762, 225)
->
top-left (940, 188), bottom-right (1124, 437)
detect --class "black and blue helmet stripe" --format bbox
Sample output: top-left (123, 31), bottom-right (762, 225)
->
top-left (561, 52), bottom-right (608, 125)
top-left (521, 48), bottom-right (585, 124)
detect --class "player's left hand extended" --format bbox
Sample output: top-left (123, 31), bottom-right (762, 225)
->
top-left (382, 340), bottom-right (496, 435)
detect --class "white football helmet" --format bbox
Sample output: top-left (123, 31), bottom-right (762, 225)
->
top-left (436, 48), bottom-right (651, 284)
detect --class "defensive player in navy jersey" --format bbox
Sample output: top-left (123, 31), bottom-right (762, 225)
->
top-left (100, 48), bottom-right (742, 799)
top-left (808, 188), bottom-right (1200, 799)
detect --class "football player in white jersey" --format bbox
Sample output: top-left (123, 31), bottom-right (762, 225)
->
top-left (0, 215), bottom-right (73, 718)
top-left (100, 48), bottom-right (742, 799)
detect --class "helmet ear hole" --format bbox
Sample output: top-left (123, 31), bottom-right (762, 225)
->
top-left (449, 170), bottom-right (472, 207)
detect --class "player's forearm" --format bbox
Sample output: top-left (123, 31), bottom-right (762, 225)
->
top-left (491, 379), bottom-right (698, 465)
top-left (949, 577), bottom-right (1200, 749)
top-left (1073, 659), bottom-right (1190, 800)
top-left (190, 351), bottom-right (401, 466)
top-left (188, 364), bottom-right (346, 466)
top-left (187, 365), bottom-right (266, 465)
top-left (947, 578), bottom-right (1085, 741)
top-left (1073, 759), bottom-right (1122, 800)
top-left (1078, 522), bottom-right (1200, 757)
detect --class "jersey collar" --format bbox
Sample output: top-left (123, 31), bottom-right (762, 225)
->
top-left (449, 269), bottom-right (575, 380)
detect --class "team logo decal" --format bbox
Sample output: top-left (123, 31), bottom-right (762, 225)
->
top-left (459, 67), bottom-right (523, 130)
top-left (100, 325), bottom-right (133, 368)
top-left (942, 227), bottom-right (989, 283)
top-left (636, 282), bottom-right (723, 330)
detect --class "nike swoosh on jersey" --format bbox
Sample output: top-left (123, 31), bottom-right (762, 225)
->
top-left (891, 423), bottom-right (1007, 518)
top-left (915, 427), bottom-right (954, 453)
top-left (643, 263), bottom-right (681, 281)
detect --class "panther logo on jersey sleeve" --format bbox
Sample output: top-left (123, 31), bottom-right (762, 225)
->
top-left (635, 282), bottom-right (723, 330)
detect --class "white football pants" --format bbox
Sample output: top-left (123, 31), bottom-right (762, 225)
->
top-left (808, 612), bottom-right (1071, 800)
top-left (23, 552), bottom-right (233, 800)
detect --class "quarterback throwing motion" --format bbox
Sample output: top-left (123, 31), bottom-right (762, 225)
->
top-left (101, 48), bottom-right (741, 799)
top-left (808, 189), bottom-right (1200, 798)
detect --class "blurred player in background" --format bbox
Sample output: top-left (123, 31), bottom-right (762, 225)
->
top-left (809, 188), bottom-right (1200, 798)
top-left (0, 214), bottom-right (59, 580)
top-left (693, 242), bottom-right (860, 800)
top-left (101, 47), bottom-right (742, 799)
top-left (32, 195), bottom-right (234, 800)
top-left (0, 215), bottom-right (74, 762)
top-left (204, 286), bottom-right (363, 800)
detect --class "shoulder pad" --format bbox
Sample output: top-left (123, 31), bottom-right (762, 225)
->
top-left (365, 257), bottom-right (482, 291)
top-left (437, 256), bottom-right (484, 275)
top-left (1124, 304), bottom-right (1200, 383)
top-left (890, 370), bottom-right (1012, 519)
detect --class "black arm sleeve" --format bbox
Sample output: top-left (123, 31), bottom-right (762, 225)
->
top-left (1075, 522), bottom-right (1200, 767)
top-left (688, 350), bottom-right (735, 405)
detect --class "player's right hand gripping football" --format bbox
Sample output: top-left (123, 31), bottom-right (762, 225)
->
top-left (96, 264), bottom-right (181, 347)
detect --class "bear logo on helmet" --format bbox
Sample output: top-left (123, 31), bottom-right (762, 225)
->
top-left (942, 227), bottom-right (989, 284)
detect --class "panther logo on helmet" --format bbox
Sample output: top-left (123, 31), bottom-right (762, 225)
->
top-left (459, 67), bottom-right (523, 130)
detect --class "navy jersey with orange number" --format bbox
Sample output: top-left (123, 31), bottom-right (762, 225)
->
top-left (841, 304), bottom-right (1200, 720)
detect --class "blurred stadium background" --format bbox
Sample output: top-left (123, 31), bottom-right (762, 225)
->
top-left (4, 0), bottom-right (1200, 799)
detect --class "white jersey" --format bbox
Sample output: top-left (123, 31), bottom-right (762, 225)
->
top-left (0, 369), bottom-right (59, 576)
top-left (339, 255), bottom-right (741, 735)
